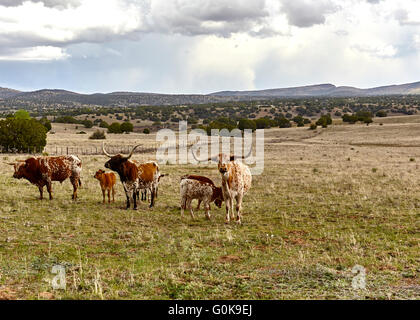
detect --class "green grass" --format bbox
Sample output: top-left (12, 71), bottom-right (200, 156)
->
top-left (0, 130), bottom-right (419, 299)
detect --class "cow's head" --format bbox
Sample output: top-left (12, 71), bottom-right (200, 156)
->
top-left (7, 160), bottom-right (28, 179)
top-left (102, 143), bottom-right (141, 174)
top-left (213, 187), bottom-right (224, 208)
top-left (94, 169), bottom-right (105, 180)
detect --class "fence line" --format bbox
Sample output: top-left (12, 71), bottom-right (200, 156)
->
top-left (1, 142), bottom-right (201, 156)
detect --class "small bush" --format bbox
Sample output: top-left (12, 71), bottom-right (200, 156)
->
top-left (309, 123), bottom-right (317, 130)
top-left (143, 128), bottom-right (150, 134)
top-left (89, 130), bottom-right (106, 140)
top-left (409, 158), bottom-right (415, 162)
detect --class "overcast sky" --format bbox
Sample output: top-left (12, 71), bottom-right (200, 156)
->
top-left (0, 0), bottom-right (419, 94)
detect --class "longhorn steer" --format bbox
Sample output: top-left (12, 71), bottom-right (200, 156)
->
top-left (102, 143), bottom-right (141, 210)
top-left (8, 155), bottom-right (82, 200)
top-left (192, 152), bottom-right (252, 224)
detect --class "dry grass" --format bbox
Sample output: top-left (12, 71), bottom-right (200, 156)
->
top-left (0, 120), bottom-right (418, 300)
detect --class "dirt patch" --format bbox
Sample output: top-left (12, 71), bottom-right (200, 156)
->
top-left (0, 286), bottom-right (17, 300)
top-left (218, 255), bottom-right (242, 263)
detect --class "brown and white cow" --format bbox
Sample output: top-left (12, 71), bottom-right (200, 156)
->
top-left (8, 155), bottom-right (82, 200)
top-left (181, 174), bottom-right (222, 210)
top-left (94, 169), bottom-right (116, 203)
top-left (193, 152), bottom-right (252, 224)
top-left (133, 160), bottom-right (166, 208)
top-left (102, 143), bottom-right (141, 210)
top-left (180, 177), bottom-right (224, 219)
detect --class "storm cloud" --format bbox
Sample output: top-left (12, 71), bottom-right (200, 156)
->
top-left (0, 0), bottom-right (419, 94)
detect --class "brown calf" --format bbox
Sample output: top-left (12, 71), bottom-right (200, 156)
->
top-left (94, 169), bottom-right (117, 203)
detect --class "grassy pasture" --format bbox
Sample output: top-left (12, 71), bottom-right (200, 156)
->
top-left (0, 121), bottom-right (418, 300)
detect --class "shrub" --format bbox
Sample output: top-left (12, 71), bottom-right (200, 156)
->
top-left (120, 122), bottom-right (134, 133)
top-left (108, 122), bottom-right (122, 134)
top-left (277, 117), bottom-right (291, 128)
top-left (143, 128), bottom-right (150, 134)
top-left (99, 120), bottom-right (109, 128)
top-left (309, 123), bottom-right (317, 130)
top-left (376, 110), bottom-right (388, 117)
top-left (89, 130), bottom-right (106, 140)
top-left (81, 120), bottom-right (93, 128)
top-left (238, 119), bottom-right (257, 131)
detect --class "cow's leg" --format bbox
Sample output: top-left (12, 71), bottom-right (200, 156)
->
top-left (132, 188), bottom-right (138, 210)
top-left (46, 180), bottom-right (53, 200)
top-left (102, 189), bottom-right (106, 203)
top-left (204, 201), bottom-right (211, 220)
top-left (107, 189), bottom-right (111, 203)
top-left (229, 197), bottom-right (235, 220)
top-left (149, 188), bottom-right (155, 208)
top-left (235, 193), bottom-right (244, 224)
top-left (180, 196), bottom-right (186, 217)
top-left (70, 176), bottom-right (79, 200)
top-left (196, 199), bottom-right (202, 210)
top-left (187, 199), bottom-right (195, 219)
top-left (112, 187), bottom-right (115, 202)
top-left (225, 200), bottom-right (230, 223)
top-left (123, 185), bottom-right (130, 209)
top-left (38, 185), bottom-right (44, 200)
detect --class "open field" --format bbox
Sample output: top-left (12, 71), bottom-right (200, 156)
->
top-left (0, 120), bottom-right (419, 300)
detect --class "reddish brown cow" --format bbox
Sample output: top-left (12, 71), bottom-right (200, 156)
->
top-left (137, 161), bottom-right (165, 208)
top-left (94, 169), bottom-right (116, 203)
top-left (8, 155), bottom-right (82, 200)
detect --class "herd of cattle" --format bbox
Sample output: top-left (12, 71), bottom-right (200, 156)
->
top-left (7, 143), bottom-right (252, 224)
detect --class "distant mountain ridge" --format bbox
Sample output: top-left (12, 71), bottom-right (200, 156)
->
top-left (211, 81), bottom-right (420, 97)
top-left (1, 81), bottom-right (420, 106)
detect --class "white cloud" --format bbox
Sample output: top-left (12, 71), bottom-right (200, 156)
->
top-left (0, 46), bottom-right (68, 60)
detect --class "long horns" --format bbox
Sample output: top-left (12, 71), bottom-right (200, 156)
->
top-left (102, 142), bottom-right (142, 159)
top-left (229, 145), bottom-right (253, 161)
top-left (102, 142), bottom-right (113, 158)
top-left (191, 145), bottom-right (253, 163)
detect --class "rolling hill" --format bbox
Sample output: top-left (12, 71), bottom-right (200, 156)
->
top-left (1, 81), bottom-right (419, 107)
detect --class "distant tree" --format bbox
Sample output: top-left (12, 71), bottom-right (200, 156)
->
top-left (99, 120), bottom-right (109, 128)
top-left (277, 117), bottom-right (291, 128)
top-left (108, 122), bottom-right (122, 134)
top-left (238, 119), bottom-right (257, 131)
top-left (81, 120), bottom-right (93, 128)
top-left (376, 110), bottom-right (387, 117)
top-left (120, 122), bottom-right (133, 133)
